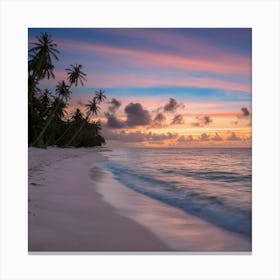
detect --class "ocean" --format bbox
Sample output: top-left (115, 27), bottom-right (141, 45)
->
top-left (93, 147), bottom-right (252, 250)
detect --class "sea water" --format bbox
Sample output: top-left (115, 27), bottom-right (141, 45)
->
top-left (95, 147), bottom-right (251, 241)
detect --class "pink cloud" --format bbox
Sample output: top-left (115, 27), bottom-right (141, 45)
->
top-left (90, 73), bottom-right (250, 92)
top-left (40, 68), bottom-right (250, 92)
top-left (98, 29), bottom-right (248, 62)
top-left (57, 39), bottom-right (251, 77)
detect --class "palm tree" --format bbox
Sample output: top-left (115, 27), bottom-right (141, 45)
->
top-left (32, 80), bottom-right (71, 146)
top-left (28, 32), bottom-right (59, 81)
top-left (94, 89), bottom-right (107, 103)
top-left (52, 97), bottom-right (67, 120)
top-left (66, 64), bottom-right (87, 86)
top-left (71, 108), bottom-right (83, 121)
top-left (28, 75), bottom-right (41, 98)
top-left (89, 121), bottom-right (105, 146)
top-left (66, 98), bottom-right (100, 146)
top-left (85, 97), bottom-right (100, 116)
top-left (40, 89), bottom-right (53, 118)
top-left (55, 81), bottom-right (71, 101)
top-left (45, 98), bottom-right (67, 146)
top-left (92, 121), bottom-right (102, 135)
top-left (28, 32), bottom-right (59, 121)
top-left (54, 108), bottom-right (83, 145)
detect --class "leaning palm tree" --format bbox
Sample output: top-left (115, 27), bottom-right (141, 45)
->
top-left (40, 89), bottom-right (53, 118)
top-left (45, 98), bottom-right (67, 146)
top-left (54, 108), bottom-right (83, 145)
top-left (28, 32), bottom-right (59, 81)
top-left (66, 64), bottom-right (87, 87)
top-left (32, 81), bottom-right (71, 146)
top-left (28, 32), bottom-right (59, 111)
top-left (94, 89), bottom-right (107, 104)
top-left (51, 97), bottom-right (67, 120)
top-left (90, 121), bottom-right (105, 146)
top-left (55, 81), bottom-right (71, 102)
top-left (92, 121), bottom-right (102, 135)
top-left (66, 98), bottom-right (100, 146)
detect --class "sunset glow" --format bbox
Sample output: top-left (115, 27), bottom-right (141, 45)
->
top-left (29, 28), bottom-right (251, 147)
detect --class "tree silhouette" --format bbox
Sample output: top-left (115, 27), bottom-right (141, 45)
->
top-left (28, 32), bottom-right (59, 82)
top-left (94, 89), bottom-right (107, 104)
top-left (32, 80), bottom-right (71, 146)
top-left (66, 64), bottom-right (87, 86)
top-left (66, 97), bottom-right (101, 146)
top-left (28, 32), bottom-right (106, 148)
top-left (54, 108), bottom-right (83, 145)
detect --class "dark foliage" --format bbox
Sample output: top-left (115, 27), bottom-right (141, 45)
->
top-left (28, 32), bottom-right (106, 148)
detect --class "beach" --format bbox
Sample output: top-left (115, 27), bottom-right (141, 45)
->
top-left (28, 147), bottom-right (251, 252)
top-left (28, 147), bottom-right (168, 251)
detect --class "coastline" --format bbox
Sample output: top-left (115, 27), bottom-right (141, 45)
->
top-left (28, 147), bottom-right (168, 251)
top-left (92, 165), bottom-right (251, 252)
top-left (29, 147), bottom-right (251, 252)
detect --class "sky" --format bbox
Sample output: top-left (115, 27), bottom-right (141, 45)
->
top-left (28, 28), bottom-right (252, 147)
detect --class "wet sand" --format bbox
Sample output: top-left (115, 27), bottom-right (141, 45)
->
top-left (28, 147), bottom-right (168, 251)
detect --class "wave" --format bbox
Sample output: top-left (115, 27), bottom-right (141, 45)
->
top-left (95, 162), bottom-right (252, 238)
top-left (161, 169), bottom-right (251, 183)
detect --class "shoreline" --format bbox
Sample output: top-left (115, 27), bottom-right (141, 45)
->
top-left (92, 165), bottom-right (251, 252)
top-left (28, 147), bottom-right (251, 252)
top-left (28, 147), bottom-right (168, 251)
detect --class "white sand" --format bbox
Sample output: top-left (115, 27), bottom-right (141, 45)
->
top-left (28, 147), bottom-right (168, 251)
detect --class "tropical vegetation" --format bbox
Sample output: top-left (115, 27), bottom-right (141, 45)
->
top-left (28, 32), bottom-right (106, 148)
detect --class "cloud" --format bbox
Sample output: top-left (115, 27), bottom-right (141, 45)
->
top-left (164, 98), bottom-right (180, 112)
top-left (163, 98), bottom-right (185, 113)
top-left (200, 133), bottom-right (210, 141)
top-left (212, 133), bottom-right (223, 141)
top-left (108, 131), bottom-right (146, 142)
top-left (42, 68), bottom-right (250, 92)
top-left (177, 135), bottom-right (194, 143)
top-left (171, 114), bottom-right (184, 125)
top-left (204, 116), bottom-right (212, 124)
top-left (241, 107), bottom-right (250, 117)
top-left (57, 39), bottom-right (251, 77)
top-left (146, 132), bottom-right (177, 141)
top-left (235, 107), bottom-right (251, 125)
top-left (104, 112), bottom-right (125, 128)
top-left (192, 115), bottom-right (212, 127)
top-left (228, 132), bottom-right (241, 141)
top-left (177, 136), bottom-right (186, 143)
top-left (108, 98), bottom-right (122, 113)
top-left (124, 102), bottom-right (152, 127)
top-left (152, 112), bottom-right (166, 127)
top-left (192, 122), bottom-right (201, 127)
top-left (102, 129), bottom-right (177, 143)
top-left (186, 135), bottom-right (194, 142)
top-left (105, 101), bottom-right (152, 129)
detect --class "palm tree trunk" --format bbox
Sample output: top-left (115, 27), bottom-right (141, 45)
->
top-left (31, 96), bottom-right (62, 146)
top-left (28, 55), bottom-right (44, 100)
top-left (54, 121), bottom-right (74, 145)
top-left (65, 112), bottom-right (91, 146)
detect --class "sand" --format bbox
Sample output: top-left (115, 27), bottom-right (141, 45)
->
top-left (93, 167), bottom-right (251, 252)
top-left (28, 147), bottom-right (168, 251)
top-left (28, 147), bottom-right (251, 252)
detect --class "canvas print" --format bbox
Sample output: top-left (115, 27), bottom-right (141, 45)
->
top-left (28, 28), bottom-right (252, 252)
